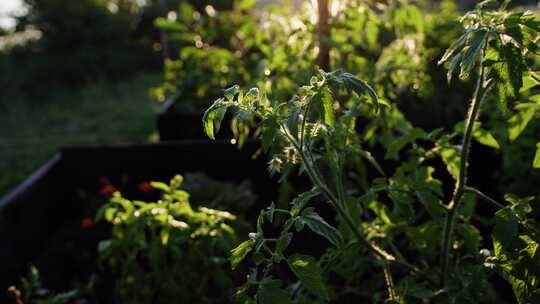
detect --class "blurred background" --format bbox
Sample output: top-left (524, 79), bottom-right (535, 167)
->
top-left (0, 0), bottom-right (197, 196)
top-left (1, 0), bottom-right (539, 198)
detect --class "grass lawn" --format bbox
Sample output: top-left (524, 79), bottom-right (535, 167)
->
top-left (0, 73), bottom-right (162, 197)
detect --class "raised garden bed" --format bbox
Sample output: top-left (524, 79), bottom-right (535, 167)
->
top-left (0, 138), bottom-right (523, 303)
top-left (0, 140), bottom-right (277, 302)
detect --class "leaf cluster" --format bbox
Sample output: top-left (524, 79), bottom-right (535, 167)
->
top-left (202, 2), bottom-right (540, 303)
top-left (96, 174), bottom-right (238, 303)
top-left (15, 266), bottom-right (81, 304)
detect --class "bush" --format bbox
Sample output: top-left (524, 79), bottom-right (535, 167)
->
top-left (97, 175), bottom-right (238, 303)
top-left (0, 0), bottom-right (162, 95)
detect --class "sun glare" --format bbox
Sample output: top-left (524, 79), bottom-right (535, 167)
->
top-left (0, 0), bottom-right (25, 30)
top-left (308, 0), bottom-right (346, 24)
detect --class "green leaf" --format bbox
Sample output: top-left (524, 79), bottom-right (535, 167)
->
top-left (328, 71), bottom-right (379, 112)
top-left (517, 10), bottom-right (540, 32)
top-left (459, 30), bottom-right (488, 80)
top-left (179, 2), bottom-right (194, 21)
top-left (230, 240), bottom-right (255, 270)
top-left (520, 72), bottom-right (540, 93)
top-left (104, 207), bottom-right (116, 222)
top-left (295, 218), bottom-right (305, 232)
top-left (457, 224), bottom-right (482, 253)
top-left (262, 116), bottom-right (279, 152)
top-left (150, 181), bottom-right (169, 192)
top-left (257, 279), bottom-right (292, 304)
top-left (438, 145), bottom-right (461, 181)
top-left (154, 18), bottom-right (187, 31)
top-left (160, 228), bottom-right (170, 246)
top-left (455, 121), bottom-right (500, 149)
top-left (492, 44), bottom-right (526, 112)
top-left (110, 195), bottom-right (134, 213)
top-left (446, 52), bottom-right (463, 83)
top-left (245, 88), bottom-right (259, 104)
top-left (439, 30), bottom-right (470, 65)
top-left (411, 167), bottom-right (445, 219)
top-left (508, 103), bottom-right (538, 142)
top-left (238, 0), bottom-right (257, 10)
top-left (534, 142), bottom-right (540, 168)
top-left (203, 99), bottom-right (228, 140)
top-left (276, 232), bottom-right (293, 255)
top-left (385, 128), bottom-right (427, 159)
top-left (407, 221), bottom-right (442, 257)
top-left (416, 188), bottom-right (445, 219)
top-left (290, 188), bottom-right (321, 216)
top-left (492, 233), bottom-right (540, 304)
top-left (473, 127), bottom-right (500, 148)
top-left (505, 194), bottom-right (534, 218)
top-left (501, 12), bottom-right (539, 55)
top-left (299, 208), bottom-right (343, 247)
top-left (318, 87), bottom-right (335, 127)
top-left (493, 208), bottom-right (518, 249)
top-left (367, 197), bottom-right (392, 224)
top-left (224, 85), bottom-right (240, 101)
top-left (287, 254), bottom-right (329, 300)
top-left (439, 29), bottom-right (487, 82)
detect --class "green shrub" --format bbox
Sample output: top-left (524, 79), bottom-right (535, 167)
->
top-left (151, 0), bottom-right (263, 111)
top-left (97, 175), bottom-right (238, 303)
top-left (0, 0), bottom-right (161, 94)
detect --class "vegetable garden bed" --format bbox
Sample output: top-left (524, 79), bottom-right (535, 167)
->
top-left (0, 140), bottom-right (277, 302)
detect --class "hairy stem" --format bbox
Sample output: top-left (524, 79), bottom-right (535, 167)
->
top-left (440, 45), bottom-right (489, 287)
top-left (282, 122), bottom-right (395, 261)
top-left (464, 187), bottom-right (505, 209)
top-left (383, 261), bottom-right (398, 302)
top-left (280, 113), bottom-right (426, 278)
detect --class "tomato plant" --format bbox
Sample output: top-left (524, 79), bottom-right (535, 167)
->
top-left (203, 1), bottom-right (540, 303)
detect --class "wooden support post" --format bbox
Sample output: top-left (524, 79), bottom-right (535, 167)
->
top-left (317, 0), bottom-right (330, 71)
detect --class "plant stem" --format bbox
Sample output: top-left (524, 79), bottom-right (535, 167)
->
top-left (383, 261), bottom-right (398, 302)
top-left (464, 187), bottom-right (505, 209)
top-left (280, 120), bottom-right (425, 277)
top-left (439, 44), bottom-right (488, 287)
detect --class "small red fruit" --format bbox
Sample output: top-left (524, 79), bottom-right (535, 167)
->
top-left (138, 181), bottom-right (154, 193)
top-left (99, 184), bottom-right (117, 198)
top-left (81, 217), bottom-right (95, 230)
